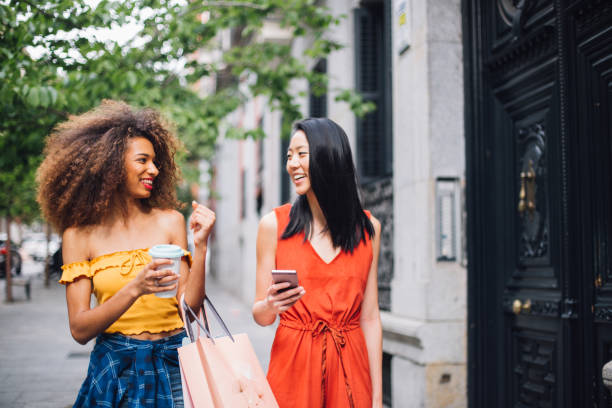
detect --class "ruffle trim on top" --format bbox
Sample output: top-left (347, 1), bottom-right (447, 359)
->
top-left (59, 248), bottom-right (192, 284)
top-left (59, 261), bottom-right (92, 284)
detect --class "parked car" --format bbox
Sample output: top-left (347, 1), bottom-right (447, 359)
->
top-left (0, 240), bottom-right (22, 279)
top-left (48, 244), bottom-right (63, 280)
top-left (21, 233), bottom-right (60, 262)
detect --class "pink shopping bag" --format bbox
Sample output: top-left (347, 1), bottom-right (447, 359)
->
top-left (180, 296), bottom-right (279, 408)
top-left (178, 336), bottom-right (215, 407)
top-left (178, 295), bottom-right (216, 407)
top-left (196, 333), bottom-right (278, 407)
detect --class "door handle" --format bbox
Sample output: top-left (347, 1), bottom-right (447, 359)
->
top-left (518, 159), bottom-right (536, 216)
top-left (512, 299), bottom-right (532, 315)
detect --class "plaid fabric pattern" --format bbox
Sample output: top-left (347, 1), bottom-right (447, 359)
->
top-left (74, 331), bottom-right (186, 408)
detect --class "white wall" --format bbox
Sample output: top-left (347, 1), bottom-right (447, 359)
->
top-left (213, 99), bottom-right (261, 302)
top-left (326, 0), bottom-right (358, 149)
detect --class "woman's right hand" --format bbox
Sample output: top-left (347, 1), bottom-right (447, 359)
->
top-left (130, 258), bottom-right (178, 297)
top-left (264, 283), bottom-right (306, 314)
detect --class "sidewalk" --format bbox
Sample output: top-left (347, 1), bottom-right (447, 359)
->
top-left (0, 261), bottom-right (276, 408)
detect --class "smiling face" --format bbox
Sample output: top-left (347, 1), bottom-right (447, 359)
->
top-left (124, 137), bottom-right (159, 199)
top-left (286, 130), bottom-right (311, 196)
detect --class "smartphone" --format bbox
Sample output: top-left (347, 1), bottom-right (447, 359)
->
top-left (271, 269), bottom-right (299, 293)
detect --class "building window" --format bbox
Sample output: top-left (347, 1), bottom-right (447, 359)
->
top-left (355, 0), bottom-right (394, 312)
top-left (255, 117), bottom-right (264, 215)
top-left (309, 59), bottom-right (328, 118)
top-left (354, 0), bottom-right (393, 181)
top-left (280, 116), bottom-right (292, 204)
top-left (255, 140), bottom-right (263, 215)
top-left (240, 168), bottom-right (247, 219)
top-left (383, 352), bottom-right (392, 406)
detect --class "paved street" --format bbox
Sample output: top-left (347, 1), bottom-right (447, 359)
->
top-left (0, 260), bottom-right (276, 408)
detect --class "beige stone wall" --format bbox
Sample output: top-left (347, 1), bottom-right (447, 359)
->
top-left (425, 363), bottom-right (467, 408)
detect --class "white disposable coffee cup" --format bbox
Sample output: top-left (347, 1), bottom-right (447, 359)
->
top-left (148, 244), bottom-right (183, 298)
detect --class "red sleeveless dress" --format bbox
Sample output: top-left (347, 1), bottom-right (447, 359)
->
top-left (267, 204), bottom-right (373, 408)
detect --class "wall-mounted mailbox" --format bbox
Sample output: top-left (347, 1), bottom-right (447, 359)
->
top-left (436, 178), bottom-right (460, 262)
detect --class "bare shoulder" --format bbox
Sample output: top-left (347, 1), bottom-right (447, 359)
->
top-left (150, 208), bottom-right (186, 247)
top-left (62, 227), bottom-right (91, 263)
top-left (370, 215), bottom-right (381, 235)
top-left (257, 211), bottom-right (277, 254)
top-left (154, 208), bottom-right (185, 229)
top-left (258, 211), bottom-right (277, 236)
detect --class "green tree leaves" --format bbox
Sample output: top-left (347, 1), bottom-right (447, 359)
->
top-left (23, 86), bottom-right (58, 108)
top-left (0, 0), bottom-right (372, 224)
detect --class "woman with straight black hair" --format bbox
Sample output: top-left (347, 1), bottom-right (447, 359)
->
top-left (252, 117), bottom-right (383, 408)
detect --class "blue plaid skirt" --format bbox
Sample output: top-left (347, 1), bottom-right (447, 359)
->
top-left (74, 331), bottom-right (186, 408)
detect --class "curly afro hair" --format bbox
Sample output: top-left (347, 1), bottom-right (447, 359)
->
top-left (37, 100), bottom-right (182, 233)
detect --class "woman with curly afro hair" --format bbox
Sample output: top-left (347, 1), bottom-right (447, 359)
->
top-left (37, 100), bottom-right (215, 408)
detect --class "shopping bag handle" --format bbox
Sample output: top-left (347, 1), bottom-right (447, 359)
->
top-left (180, 295), bottom-right (235, 344)
top-left (181, 295), bottom-right (212, 343)
top-left (202, 296), bottom-right (235, 343)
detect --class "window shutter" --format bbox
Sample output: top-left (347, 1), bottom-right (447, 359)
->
top-left (355, 1), bottom-right (392, 180)
top-left (280, 116), bottom-right (291, 204)
top-left (309, 59), bottom-right (328, 118)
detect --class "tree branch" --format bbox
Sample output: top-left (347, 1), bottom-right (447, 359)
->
top-left (45, 106), bottom-right (69, 120)
top-left (161, 73), bottom-right (178, 89)
top-left (20, 0), bottom-right (80, 30)
top-left (202, 1), bottom-right (268, 10)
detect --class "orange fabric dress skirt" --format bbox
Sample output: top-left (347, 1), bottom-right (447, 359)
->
top-left (267, 204), bottom-right (373, 408)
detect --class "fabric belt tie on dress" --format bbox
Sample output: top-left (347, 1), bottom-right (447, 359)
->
top-left (280, 319), bottom-right (358, 408)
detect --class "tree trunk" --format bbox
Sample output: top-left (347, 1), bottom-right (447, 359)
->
top-left (5, 216), bottom-right (13, 303)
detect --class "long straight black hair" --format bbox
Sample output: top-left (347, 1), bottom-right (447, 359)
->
top-left (281, 117), bottom-right (374, 252)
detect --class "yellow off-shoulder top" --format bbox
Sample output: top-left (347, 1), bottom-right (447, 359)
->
top-left (59, 248), bottom-right (192, 335)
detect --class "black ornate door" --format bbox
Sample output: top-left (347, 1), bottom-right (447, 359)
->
top-left (465, 1), bottom-right (612, 407)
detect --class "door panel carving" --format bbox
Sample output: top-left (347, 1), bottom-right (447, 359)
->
top-left (491, 0), bottom-right (554, 52)
top-left (503, 297), bottom-right (560, 318)
top-left (511, 329), bottom-right (557, 408)
top-left (517, 122), bottom-right (548, 262)
top-left (490, 59), bottom-right (559, 289)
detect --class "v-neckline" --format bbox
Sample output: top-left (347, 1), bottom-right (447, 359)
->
top-left (307, 239), bottom-right (342, 265)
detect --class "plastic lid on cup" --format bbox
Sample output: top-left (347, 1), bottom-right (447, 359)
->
top-left (148, 244), bottom-right (184, 259)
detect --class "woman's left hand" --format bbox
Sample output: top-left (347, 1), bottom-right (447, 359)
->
top-left (190, 201), bottom-right (216, 248)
